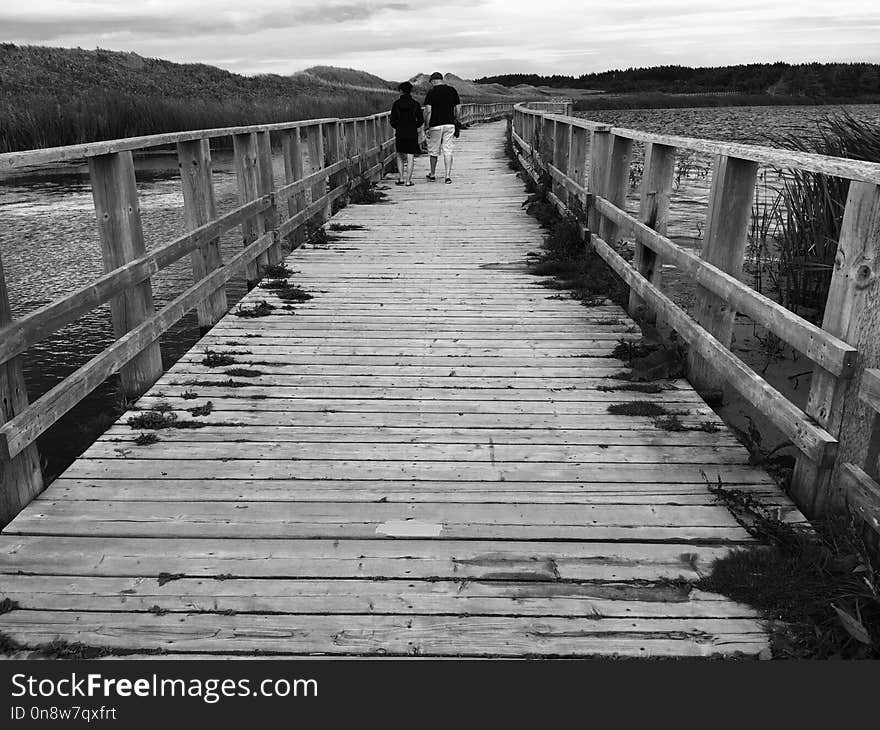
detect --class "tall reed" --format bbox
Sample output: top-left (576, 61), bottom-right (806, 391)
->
top-left (769, 113), bottom-right (880, 320)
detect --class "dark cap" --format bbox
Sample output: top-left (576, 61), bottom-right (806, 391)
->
top-left (398, 81), bottom-right (413, 93)
top-left (429, 72), bottom-right (443, 81)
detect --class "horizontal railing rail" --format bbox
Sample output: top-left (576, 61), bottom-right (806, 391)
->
top-left (511, 102), bottom-right (880, 526)
top-left (0, 103), bottom-right (511, 524)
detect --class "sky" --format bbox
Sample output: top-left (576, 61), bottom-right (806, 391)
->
top-left (2, 0), bottom-right (879, 81)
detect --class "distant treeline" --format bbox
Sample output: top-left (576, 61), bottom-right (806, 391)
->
top-left (477, 62), bottom-right (880, 99)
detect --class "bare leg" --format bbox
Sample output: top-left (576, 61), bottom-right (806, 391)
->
top-left (444, 151), bottom-right (453, 180)
top-left (395, 153), bottom-right (405, 182)
top-left (405, 154), bottom-right (414, 183)
top-left (429, 155), bottom-right (438, 177)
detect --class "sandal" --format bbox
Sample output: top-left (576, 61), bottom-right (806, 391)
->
top-left (445, 178), bottom-right (452, 184)
top-left (405, 181), bottom-right (414, 186)
top-left (395, 180), bottom-right (405, 186)
top-left (426, 174), bottom-right (436, 181)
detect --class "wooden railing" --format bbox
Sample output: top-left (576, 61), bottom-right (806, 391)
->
top-left (0, 103), bottom-right (509, 524)
top-left (511, 103), bottom-right (880, 531)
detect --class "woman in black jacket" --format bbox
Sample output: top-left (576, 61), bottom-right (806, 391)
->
top-left (389, 81), bottom-right (424, 186)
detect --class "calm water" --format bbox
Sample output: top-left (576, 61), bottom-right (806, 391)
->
top-left (1, 104), bottom-right (878, 480)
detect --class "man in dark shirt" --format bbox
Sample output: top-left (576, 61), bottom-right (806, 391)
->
top-left (423, 72), bottom-right (460, 183)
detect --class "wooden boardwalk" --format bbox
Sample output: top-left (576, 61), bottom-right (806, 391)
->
top-left (0, 121), bottom-right (801, 658)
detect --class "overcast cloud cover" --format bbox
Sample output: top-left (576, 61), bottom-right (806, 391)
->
top-left (2, 0), bottom-right (879, 80)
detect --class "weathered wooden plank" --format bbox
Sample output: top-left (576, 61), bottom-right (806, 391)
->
top-left (57, 459), bottom-right (773, 485)
top-left (1, 575), bottom-right (756, 618)
top-left (81, 441), bottom-right (750, 465)
top-left (0, 535), bottom-right (743, 581)
top-left (0, 611), bottom-right (767, 657)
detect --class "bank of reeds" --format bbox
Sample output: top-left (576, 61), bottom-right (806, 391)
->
top-left (0, 91), bottom-right (394, 153)
top-left (764, 113), bottom-right (880, 320)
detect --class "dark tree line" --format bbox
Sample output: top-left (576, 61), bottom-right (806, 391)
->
top-left (476, 63), bottom-right (880, 98)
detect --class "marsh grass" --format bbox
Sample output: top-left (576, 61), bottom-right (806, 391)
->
top-left (0, 45), bottom-right (396, 152)
top-left (700, 482), bottom-right (880, 658)
top-left (764, 113), bottom-right (880, 319)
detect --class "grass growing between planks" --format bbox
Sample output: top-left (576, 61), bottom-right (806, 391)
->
top-left (505, 120), bottom-right (629, 309)
top-left (699, 483), bottom-right (880, 658)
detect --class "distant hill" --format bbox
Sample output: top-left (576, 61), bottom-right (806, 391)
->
top-left (0, 44), bottom-right (529, 152)
top-left (296, 66), bottom-right (398, 93)
top-left (476, 62), bottom-right (880, 101)
top-left (407, 72), bottom-right (529, 101)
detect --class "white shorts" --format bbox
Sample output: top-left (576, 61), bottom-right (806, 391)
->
top-left (426, 124), bottom-right (456, 157)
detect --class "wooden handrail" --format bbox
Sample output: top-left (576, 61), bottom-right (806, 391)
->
top-left (513, 103), bottom-right (880, 184)
top-left (0, 230), bottom-right (277, 461)
top-left (0, 196), bottom-right (273, 366)
top-left (511, 103), bottom-right (880, 525)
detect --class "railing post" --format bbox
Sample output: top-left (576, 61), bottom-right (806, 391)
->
top-left (792, 181), bottom-right (880, 516)
top-left (587, 128), bottom-right (612, 233)
top-left (368, 117), bottom-right (380, 182)
top-left (232, 132), bottom-right (262, 287)
top-left (324, 121), bottom-right (345, 215)
top-left (0, 252), bottom-right (43, 526)
top-left (303, 124), bottom-right (326, 228)
top-left (553, 121), bottom-right (571, 208)
top-left (176, 138), bottom-right (227, 332)
top-left (598, 134), bottom-right (634, 245)
top-left (281, 128), bottom-right (306, 248)
top-left (687, 154), bottom-right (758, 394)
top-left (629, 142), bottom-right (676, 317)
top-left (256, 130), bottom-right (281, 266)
top-left (88, 150), bottom-right (164, 396)
top-left (569, 125), bottom-right (589, 216)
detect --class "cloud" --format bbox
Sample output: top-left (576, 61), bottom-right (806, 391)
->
top-left (1, 0), bottom-right (877, 78)
top-left (0, 2), bottom-right (417, 41)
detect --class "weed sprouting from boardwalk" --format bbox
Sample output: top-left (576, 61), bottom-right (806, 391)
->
top-left (259, 279), bottom-right (313, 303)
top-left (223, 368), bottom-right (263, 378)
top-left (234, 301), bottom-right (275, 318)
top-left (700, 481), bottom-right (880, 658)
top-left (134, 432), bottom-right (161, 446)
top-left (202, 350), bottom-right (236, 367)
top-left (157, 573), bottom-right (185, 586)
top-left (188, 402), bottom-right (214, 417)
top-left (607, 401), bottom-right (670, 417)
top-left (505, 125), bottom-right (629, 310)
top-left (263, 263), bottom-right (295, 279)
top-left (0, 599), bottom-right (20, 615)
top-left (127, 411), bottom-right (206, 430)
top-left (349, 179), bottom-right (387, 204)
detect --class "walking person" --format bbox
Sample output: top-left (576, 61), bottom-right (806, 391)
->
top-left (389, 81), bottom-right (424, 186)
top-left (423, 72), bottom-right (460, 184)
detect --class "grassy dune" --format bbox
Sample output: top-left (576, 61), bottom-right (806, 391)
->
top-left (0, 45), bottom-right (399, 152)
